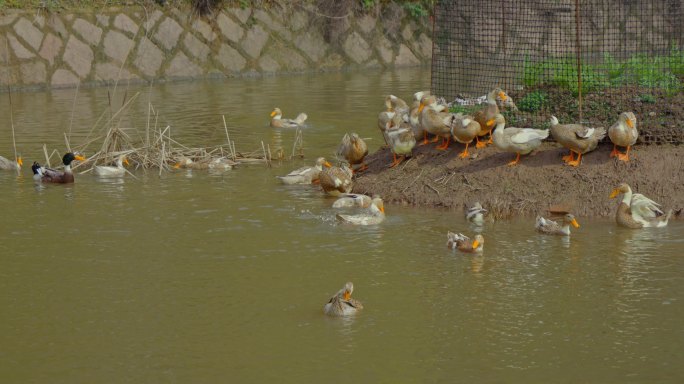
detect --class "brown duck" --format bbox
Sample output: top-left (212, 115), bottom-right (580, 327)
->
top-left (550, 116), bottom-right (606, 166)
top-left (473, 88), bottom-right (507, 148)
top-left (337, 133), bottom-right (368, 172)
top-left (609, 183), bottom-right (672, 228)
top-left (319, 162), bottom-right (353, 196)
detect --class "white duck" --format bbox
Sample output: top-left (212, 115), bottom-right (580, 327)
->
top-left (336, 197), bottom-right (385, 225)
top-left (94, 155), bottom-right (128, 177)
top-left (270, 107), bottom-right (307, 128)
top-left (277, 157), bottom-right (331, 185)
top-left (610, 183), bottom-right (672, 228)
top-left (491, 113), bottom-right (549, 166)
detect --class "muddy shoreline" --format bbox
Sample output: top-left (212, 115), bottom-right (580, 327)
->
top-left (353, 142), bottom-right (684, 219)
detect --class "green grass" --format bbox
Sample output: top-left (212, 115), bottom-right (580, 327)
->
top-left (521, 49), bottom-right (684, 94)
top-left (517, 90), bottom-right (548, 112)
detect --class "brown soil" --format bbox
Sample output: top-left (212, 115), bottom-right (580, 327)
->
top-left (353, 141), bottom-right (684, 219)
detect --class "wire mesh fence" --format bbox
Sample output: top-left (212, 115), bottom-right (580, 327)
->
top-left (431, 0), bottom-right (684, 144)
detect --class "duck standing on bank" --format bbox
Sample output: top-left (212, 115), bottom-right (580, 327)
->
top-left (277, 157), bottom-right (331, 185)
top-left (386, 121), bottom-right (416, 168)
top-left (609, 183), bottom-right (672, 228)
top-left (447, 232), bottom-right (484, 253)
top-left (39, 152), bottom-right (86, 184)
top-left (473, 88), bottom-right (507, 148)
top-left (409, 90), bottom-right (429, 141)
top-left (550, 116), bottom-right (606, 167)
top-left (491, 113), bottom-right (549, 166)
top-left (324, 282), bottom-right (363, 317)
top-left (270, 107), bottom-right (308, 128)
top-left (337, 133), bottom-right (368, 173)
top-left (535, 214), bottom-right (580, 236)
top-left (608, 112), bottom-right (638, 162)
top-left (419, 95), bottom-right (454, 150)
top-left (450, 113), bottom-right (481, 159)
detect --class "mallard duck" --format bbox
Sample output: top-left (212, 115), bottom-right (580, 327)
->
top-left (319, 162), bottom-right (353, 196)
top-left (0, 155), bottom-right (22, 171)
top-left (336, 197), bottom-right (385, 225)
top-left (492, 113), bottom-right (549, 166)
top-left (387, 126), bottom-right (416, 167)
top-left (550, 116), bottom-right (606, 167)
top-left (465, 202), bottom-right (487, 225)
top-left (332, 193), bottom-right (372, 208)
top-left (324, 282), bottom-right (363, 317)
top-left (610, 183), bottom-right (672, 228)
top-left (31, 161), bottom-right (44, 182)
top-left (40, 152), bottom-right (86, 184)
top-left (419, 95), bottom-right (455, 150)
top-left (535, 214), bottom-right (580, 236)
top-left (446, 232), bottom-right (484, 253)
top-left (94, 155), bottom-right (128, 177)
top-left (451, 114), bottom-right (481, 158)
top-left (270, 107), bottom-right (307, 128)
top-left (473, 88), bottom-right (506, 148)
top-left (337, 133), bottom-right (368, 172)
top-left (409, 90), bottom-right (429, 141)
top-left (277, 157), bottom-right (331, 185)
top-left (608, 112), bottom-right (638, 162)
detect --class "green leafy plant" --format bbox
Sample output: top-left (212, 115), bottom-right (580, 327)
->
top-left (639, 94), bottom-right (656, 103)
top-left (517, 91), bottom-right (548, 112)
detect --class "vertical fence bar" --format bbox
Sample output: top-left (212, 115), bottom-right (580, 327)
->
top-left (575, 0), bottom-right (583, 122)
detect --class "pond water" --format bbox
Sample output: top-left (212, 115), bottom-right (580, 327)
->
top-left (1, 69), bottom-right (683, 382)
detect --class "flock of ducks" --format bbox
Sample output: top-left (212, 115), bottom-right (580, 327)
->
top-left (373, 88), bottom-right (638, 167)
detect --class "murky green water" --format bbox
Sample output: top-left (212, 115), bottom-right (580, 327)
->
top-left (1, 69), bottom-right (683, 383)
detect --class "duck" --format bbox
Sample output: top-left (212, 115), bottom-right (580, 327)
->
top-left (609, 183), bottom-right (672, 228)
top-left (270, 107), bottom-right (307, 128)
top-left (378, 109), bottom-right (396, 146)
top-left (465, 202), bottom-right (487, 225)
top-left (337, 133), bottom-right (368, 172)
top-left (535, 213), bottom-right (580, 236)
top-left (387, 94), bottom-right (410, 118)
top-left (207, 157), bottom-right (236, 171)
top-left (40, 152), bottom-right (86, 184)
top-left (409, 90), bottom-right (429, 141)
top-left (324, 282), bottom-right (363, 317)
top-left (419, 95), bottom-right (455, 150)
top-left (0, 155), bottom-right (22, 171)
top-left (277, 157), bottom-right (331, 185)
top-left (550, 116), bottom-right (606, 167)
top-left (608, 112), bottom-right (638, 162)
top-left (332, 193), bottom-right (372, 208)
top-left (31, 161), bottom-right (44, 182)
top-left (386, 123), bottom-right (416, 168)
top-left (446, 232), bottom-right (484, 253)
top-left (319, 162), bottom-right (353, 196)
top-left (491, 113), bottom-right (549, 166)
top-left (473, 88), bottom-right (507, 148)
top-left (496, 90), bottom-right (518, 111)
top-left (336, 197), bottom-right (385, 225)
top-left (451, 114), bottom-right (481, 159)
top-left (94, 155), bottom-right (128, 177)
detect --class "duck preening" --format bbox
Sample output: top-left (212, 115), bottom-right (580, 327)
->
top-left (319, 162), bottom-right (353, 196)
top-left (39, 152), bottom-right (86, 183)
top-left (277, 157), bottom-right (331, 185)
top-left (324, 282), bottom-right (363, 317)
top-left (610, 183), bottom-right (672, 228)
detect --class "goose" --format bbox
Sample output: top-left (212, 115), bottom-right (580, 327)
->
top-left (324, 282), bottom-right (363, 317)
top-left (270, 107), bottom-right (307, 128)
top-left (535, 214), bottom-right (580, 236)
top-left (609, 183), bottom-right (672, 228)
top-left (491, 113), bottom-right (549, 166)
top-left (608, 112), bottom-right (638, 162)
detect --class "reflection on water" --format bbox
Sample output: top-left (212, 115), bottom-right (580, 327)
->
top-left (1, 70), bottom-right (683, 382)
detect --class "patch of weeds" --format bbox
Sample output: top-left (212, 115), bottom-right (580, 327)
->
top-left (517, 90), bottom-right (547, 112)
top-left (639, 94), bottom-right (656, 103)
top-left (448, 105), bottom-right (478, 115)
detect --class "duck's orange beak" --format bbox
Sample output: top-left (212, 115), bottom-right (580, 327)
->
top-left (626, 119), bottom-right (634, 128)
top-left (498, 91), bottom-right (507, 101)
top-left (74, 155), bottom-right (86, 161)
top-left (486, 118), bottom-right (495, 127)
top-left (609, 189), bottom-right (619, 199)
top-left (17, 157), bottom-right (23, 166)
top-left (571, 218), bottom-right (580, 228)
top-left (123, 158), bottom-right (130, 166)
top-left (471, 239), bottom-right (480, 249)
top-left (324, 161), bottom-right (332, 168)
top-left (270, 110), bottom-right (277, 117)
top-left (343, 291), bottom-right (351, 301)
top-left (173, 163), bottom-right (181, 169)
top-left (418, 103), bottom-right (425, 113)
top-left (379, 206), bottom-right (385, 213)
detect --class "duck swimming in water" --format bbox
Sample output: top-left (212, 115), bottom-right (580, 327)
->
top-left (324, 282), bottom-right (363, 317)
top-left (535, 213), bottom-right (580, 236)
top-left (39, 152), bottom-right (85, 184)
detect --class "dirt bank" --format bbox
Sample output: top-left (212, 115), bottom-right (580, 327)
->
top-left (353, 142), bottom-right (684, 219)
